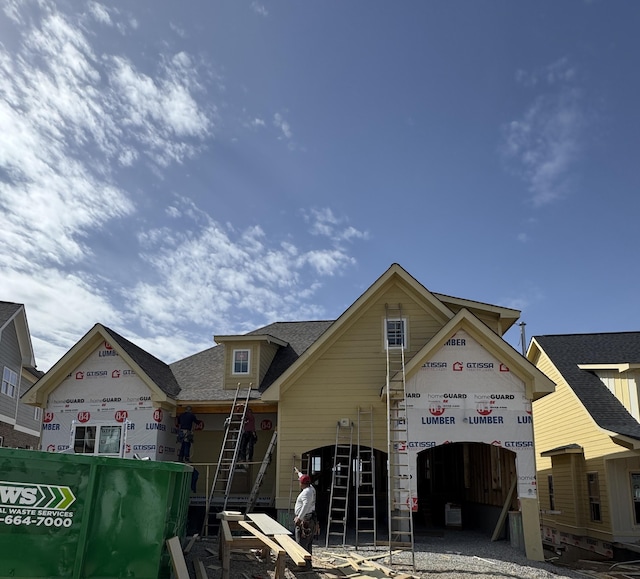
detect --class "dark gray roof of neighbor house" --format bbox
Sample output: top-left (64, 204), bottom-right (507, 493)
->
top-left (534, 332), bottom-right (640, 441)
top-left (171, 320), bottom-right (334, 402)
top-left (0, 301), bottom-right (21, 329)
top-left (102, 325), bottom-right (181, 398)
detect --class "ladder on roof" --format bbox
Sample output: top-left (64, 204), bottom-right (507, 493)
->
top-left (201, 384), bottom-right (251, 536)
top-left (355, 405), bottom-right (377, 548)
top-left (385, 303), bottom-right (415, 568)
top-left (325, 419), bottom-right (353, 547)
top-left (245, 429), bottom-right (278, 514)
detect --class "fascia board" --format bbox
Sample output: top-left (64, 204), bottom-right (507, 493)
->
top-left (261, 263), bottom-right (454, 402)
top-left (578, 363), bottom-right (640, 373)
top-left (609, 433), bottom-right (640, 450)
top-left (214, 334), bottom-right (288, 347)
top-left (7, 306), bottom-right (36, 368)
top-left (22, 324), bottom-right (104, 405)
top-left (432, 292), bottom-right (521, 332)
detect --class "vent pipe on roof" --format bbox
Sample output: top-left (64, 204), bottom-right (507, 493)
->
top-left (519, 322), bottom-right (527, 356)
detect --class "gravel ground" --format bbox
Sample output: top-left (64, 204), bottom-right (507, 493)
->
top-left (184, 529), bottom-right (590, 579)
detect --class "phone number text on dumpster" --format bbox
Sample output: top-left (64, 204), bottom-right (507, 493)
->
top-left (0, 514), bottom-right (73, 527)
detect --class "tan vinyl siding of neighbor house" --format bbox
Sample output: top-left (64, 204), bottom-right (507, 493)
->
top-left (274, 284), bottom-right (448, 508)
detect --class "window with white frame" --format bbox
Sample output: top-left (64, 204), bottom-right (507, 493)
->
top-left (1, 367), bottom-right (18, 398)
top-left (233, 349), bottom-right (250, 374)
top-left (73, 424), bottom-right (123, 455)
top-left (587, 472), bottom-right (602, 522)
top-left (385, 318), bottom-right (407, 349)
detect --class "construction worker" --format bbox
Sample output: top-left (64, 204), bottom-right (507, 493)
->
top-left (176, 406), bottom-right (201, 462)
top-left (238, 406), bottom-right (257, 464)
top-left (293, 468), bottom-right (317, 569)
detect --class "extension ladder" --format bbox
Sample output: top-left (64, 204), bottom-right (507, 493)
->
top-left (325, 420), bottom-right (353, 547)
top-left (355, 405), bottom-right (377, 547)
top-left (201, 384), bottom-right (251, 535)
top-left (385, 303), bottom-right (415, 568)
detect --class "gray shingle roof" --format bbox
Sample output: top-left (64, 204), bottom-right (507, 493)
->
top-left (0, 301), bottom-right (21, 329)
top-left (171, 320), bottom-right (334, 402)
top-left (102, 325), bottom-right (181, 398)
top-left (534, 332), bottom-right (640, 440)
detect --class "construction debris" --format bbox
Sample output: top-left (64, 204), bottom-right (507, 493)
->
top-left (315, 551), bottom-right (419, 579)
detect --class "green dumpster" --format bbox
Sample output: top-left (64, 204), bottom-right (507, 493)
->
top-left (0, 447), bottom-right (192, 578)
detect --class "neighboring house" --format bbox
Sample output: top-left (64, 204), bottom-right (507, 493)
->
top-left (528, 332), bottom-right (640, 559)
top-left (24, 264), bottom-right (555, 559)
top-left (0, 302), bottom-right (43, 448)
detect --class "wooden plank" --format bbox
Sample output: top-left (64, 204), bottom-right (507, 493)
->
top-left (247, 512), bottom-right (292, 535)
top-left (166, 536), bottom-right (190, 579)
top-left (491, 476), bottom-right (517, 541)
top-left (194, 559), bottom-right (208, 579)
top-left (273, 533), bottom-right (311, 566)
top-left (217, 510), bottom-right (244, 521)
top-left (238, 520), bottom-right (286, 555)
top-left (184, 533), bottom-right (199, 554)
top-left (221, 520), bottom-right (234, 543)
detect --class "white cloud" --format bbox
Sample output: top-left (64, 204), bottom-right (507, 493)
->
top-left (273, 112), bottom-right (293, 140)
top-left (305, 208), bottom-right (370, 243)
top-left (87, 2), bottom-right (112, 26)
top-left (0, 2), bottom-right (368, 372)
top-left (130, 199), bottom-right (361, 335)
top-left (502, 59), bottom-right (586, 206)
top-left (251, 2), bottom-right (268, 17)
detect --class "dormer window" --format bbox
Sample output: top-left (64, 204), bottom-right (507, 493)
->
top-left (385, 318), bottom-right (407, 349)
top-left (233, 349), bottom-right (251, 374)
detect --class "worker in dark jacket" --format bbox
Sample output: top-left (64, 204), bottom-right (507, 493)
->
top-left (176, 406), bottom-right (201, 462)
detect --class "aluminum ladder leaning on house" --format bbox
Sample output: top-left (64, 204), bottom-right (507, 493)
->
top-left (325, 419), bottom-right (353, 547)
top-left (385, 302), bottom-right (415, 568)
top-left (355, 404), bottom-right (377, 548)
top-left (245, 429), bottom-right (278, 513)
top-left (201, 384), bottom-right (251, 536)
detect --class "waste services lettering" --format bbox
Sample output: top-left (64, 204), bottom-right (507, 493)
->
top-left (0, 481), bottom-right (76, 529)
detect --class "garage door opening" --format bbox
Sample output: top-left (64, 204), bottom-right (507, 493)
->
top-left (416, 442), bottom-right (518, 537)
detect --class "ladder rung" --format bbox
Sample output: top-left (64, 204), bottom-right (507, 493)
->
top-left (389, 541), bottom-right (413, 548)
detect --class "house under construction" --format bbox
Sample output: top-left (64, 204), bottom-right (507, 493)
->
top-left (25, 263), bottom-right (555, 561)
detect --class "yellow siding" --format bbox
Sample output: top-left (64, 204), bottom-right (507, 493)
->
top-left (258, 342), bottom-right (279, 385)
top-left (533, 348), bottom-right (622, 542)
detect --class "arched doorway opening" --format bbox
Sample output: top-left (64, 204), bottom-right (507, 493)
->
top-left (300, 444), bottom-right (387, 536)
top-left (416, 442), bottom-right (518, 535)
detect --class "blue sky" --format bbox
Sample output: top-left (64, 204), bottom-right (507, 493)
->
top-left (1, 1), bottom-right (639, 372)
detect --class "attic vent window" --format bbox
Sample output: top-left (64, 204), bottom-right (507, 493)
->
top-left (385, 318), bottom-right (407, 349)
top-left (233, 349), bottom-right (250, 375)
